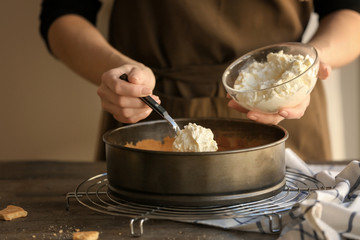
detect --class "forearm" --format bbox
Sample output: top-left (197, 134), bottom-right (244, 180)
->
top-left (308, 9), bottom-right (360, 68)
top-left (48, 14), bottom-right (136, 85)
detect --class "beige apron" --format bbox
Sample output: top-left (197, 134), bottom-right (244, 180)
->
top-left (96, 0), bottom-right (331, 162)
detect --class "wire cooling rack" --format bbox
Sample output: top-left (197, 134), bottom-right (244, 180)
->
top-left (66, 170), bottom-right (326, 236)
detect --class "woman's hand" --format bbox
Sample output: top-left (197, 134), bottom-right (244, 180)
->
top-left (97, 64), bottom-right (158, 123)
top-left (227, 61), bottom-right (332, 125)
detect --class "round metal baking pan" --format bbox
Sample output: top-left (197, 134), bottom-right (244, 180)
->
top-left (104, 118), bottom-right (288, 206)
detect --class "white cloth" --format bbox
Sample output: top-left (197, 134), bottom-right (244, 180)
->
top-left (193, 148), bottom-right (360, 240)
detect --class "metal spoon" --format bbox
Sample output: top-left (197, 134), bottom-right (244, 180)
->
top-left (119, 74), bottom-right (180, 135)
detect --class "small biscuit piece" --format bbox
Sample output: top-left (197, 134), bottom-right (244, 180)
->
top-left (0, 205), bottom-right (28, 221)
top-left (73, 231), bottom-right (99, 240)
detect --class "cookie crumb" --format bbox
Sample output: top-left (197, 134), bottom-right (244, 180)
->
top-left (0, 205), bottom-right (28, 221)
top-left (73, 231), bottom-right (99, 240)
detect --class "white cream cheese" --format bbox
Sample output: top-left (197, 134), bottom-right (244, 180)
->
top-left (172, 123), bottom-right (218, 152)
top-left (233, 50), bottom-right (318, 113)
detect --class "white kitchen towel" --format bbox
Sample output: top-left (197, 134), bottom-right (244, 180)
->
top-left (194, 148), bottom-right (360, 240)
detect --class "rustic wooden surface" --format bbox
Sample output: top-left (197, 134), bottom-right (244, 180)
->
top-left (0, 161), bottom-right (280, 240)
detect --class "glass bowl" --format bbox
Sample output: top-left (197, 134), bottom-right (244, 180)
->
top-left (222, 42), bottom-right (319, 113)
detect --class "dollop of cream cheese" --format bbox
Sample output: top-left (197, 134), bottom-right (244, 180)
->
top-left (233, 50), bottom-right (317, 113)
top-left (172, 123), bottom-right (218, 152)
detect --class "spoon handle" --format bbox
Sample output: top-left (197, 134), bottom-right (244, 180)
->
top-left (119, 73), bottom-right (180, 134)
top-left (119, 74), bottom-right (167, 117)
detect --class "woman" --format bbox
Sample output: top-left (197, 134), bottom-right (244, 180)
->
top-left (40, 0), bottom-right (360, 161)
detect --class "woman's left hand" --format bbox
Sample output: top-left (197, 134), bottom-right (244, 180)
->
top-left (227, 61), bottom-right (332, 125)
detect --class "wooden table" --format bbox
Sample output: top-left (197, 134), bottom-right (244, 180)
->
top-left (0, 160), bottom-right (289, 240)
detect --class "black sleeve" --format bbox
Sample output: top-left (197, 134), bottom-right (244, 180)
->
top-left (314, 0), bottom-right (360, 20)
top-left (39, 0), bottom-right (102, 53)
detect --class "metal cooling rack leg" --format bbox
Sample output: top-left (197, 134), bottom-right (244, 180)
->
top-left (130, 218), bottom-right (147, 237)
top-left (66, 192), bottom-right (88, 210)
top-left (66, 192), bottom-right (75, 210)
top-left (66, 191), bottom-right (109, 211)
top-left (266, 213), bottom-right (282, 233)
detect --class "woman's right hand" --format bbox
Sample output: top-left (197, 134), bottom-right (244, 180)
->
top-left (97, 64), bottom-right (158, 123)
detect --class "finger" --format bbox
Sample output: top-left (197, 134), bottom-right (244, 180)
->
top-left (101, 100), bottom-right (152, 123)
top-left (227, 100), bottom-right (249, 113)
top-left (102, 70), bottom-right (152, 97)
top-left (109, 77), bottom-right (153, 97)
top-left (247, 111), bottom-right (285, 125)
top-left (97, 84), bottom-right (146, 108)
top-left (115, 108), bottom-right (153, 123)
top-left (318, 62), bottom-right (332, 80)
top-left (278, 95), bottom-right (310, 119)
top-left (246, 95), bottom-right (310, 124)
top-left (228, 100), bottom-right (284, 124)
top-left (150, 95), bottom-right (161, 103)
top-left (127, 67), bottom-right (155, 88)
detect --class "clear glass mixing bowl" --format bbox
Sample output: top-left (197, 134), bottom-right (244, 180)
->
top-left (222, 42), bottom-right (319, 113)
